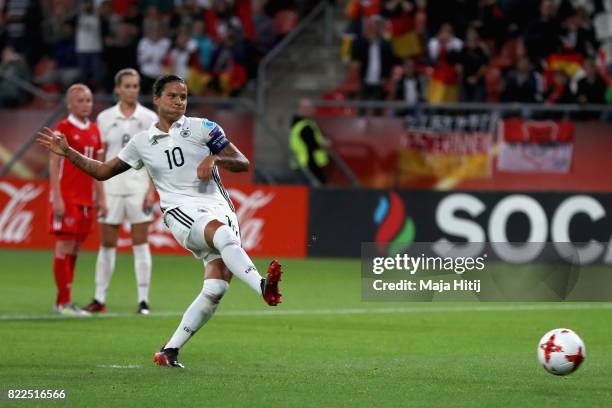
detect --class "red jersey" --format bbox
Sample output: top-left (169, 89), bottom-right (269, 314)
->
top-left (54, 115), bottom-right (102, 206)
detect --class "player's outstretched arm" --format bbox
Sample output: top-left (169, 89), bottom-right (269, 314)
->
top-left (37, 127), bottom-right (131, 181)
top-left (197, 142), bottom-right (249, 181)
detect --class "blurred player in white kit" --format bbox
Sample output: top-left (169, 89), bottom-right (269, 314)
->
top-left (84, 68), bottom-right (158, 315)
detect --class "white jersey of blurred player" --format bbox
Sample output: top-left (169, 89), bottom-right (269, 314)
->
top-left (97, 103), bottom-right (157, 197)
top-left (85, 69), bottom-right (157, 316)
top-left (119, 116), bottom-right (238, 263)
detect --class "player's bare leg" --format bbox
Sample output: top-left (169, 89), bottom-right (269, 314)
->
top-left (54, 239), bottom-right (90, 316)
top-left (154, 259), bottom-right (232, 368)
top-left (131, 222), bottom-right (152, 314)
top-left (204, 219), bottom-right (283, 306)
top-left (85, 224), bottom-right (119, 313)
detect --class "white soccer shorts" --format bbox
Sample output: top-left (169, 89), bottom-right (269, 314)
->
top-left (162, 203), bottom-right (241, 264)
top-left (101, 192), bottom-right (154, 225)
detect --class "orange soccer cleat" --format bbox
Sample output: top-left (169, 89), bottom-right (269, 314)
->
top-left (261, 260), bottom-right (283, 306)
top-left (154, 347), bottom-right (184, 368)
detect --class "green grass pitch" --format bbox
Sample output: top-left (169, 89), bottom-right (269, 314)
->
top-left (0, 249), bottom-right (611, 407)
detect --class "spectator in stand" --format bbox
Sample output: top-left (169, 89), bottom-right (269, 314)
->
top-left (252, 0), bottom-right (276, 55)
top-left (560, 11), bottom-right (598, 58)
top-left (137, 22), bottom-right (171, 93)
top-left (477, 0), bottom-right (509, 51)
top-left (391, 58), bottom-right (424, 121)
top-left (99, 0), bottom-right (122, 91)
top-left (105, 22), bottom-right (140, 90)
top-left (123, 2), bottom-right (144, 37)
top-left (169, 0), bottom-right (204, 37)
top-left (574, 58), bottom-right (607, 119)
top-left (208, 25), bottom-right (248, 96)
top-left (166, 27), bottom-right (198, 80)
top-left (2, 0), bottom-right (43, 65)
top-left (345, 0), bottom-right (381, 38)
top-left (142, 6), bottom-right (169, 41)
top-left (206, 0), bottom-right (244, 42)
top-left (0, 46), bottom-right (32, 107)
top-left (187, 20), bottom-right (214, 96)
top-left (42, 1), bottom-right (77, 55)
top-left (75, 0), bottom-right (105, 90)
top-left (545, 70), bottom-right (574, 104)
top-left (381, 0), bottom-right (421, 60)
top-left (427, 23), bottom-right (463, 104)
top-left (193, 20), bottom-right (215, 71)
top-left (502, 56), bottom-right (543, 103)
top-left (457, 27), bottom-right (488, 102)
top-left (50, 23), bottom-right (81, 90)
top-left (99, 0), bottom-right (121, 44)
top-left (351, 15), bottom-right (395, 115)
top-left (524, 0), bottom-right (561, 66)
top-left (575, 59), bottom-right (607, 105)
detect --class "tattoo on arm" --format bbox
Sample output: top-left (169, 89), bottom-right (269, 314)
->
top-left (65, 148), bottom-right (131, 180)
top-left (215, 143), bottom-right (249, 172)
top-left (66, 148), bottom-right (102, 178)
top-left (216, 156), bottom-right (248, 172)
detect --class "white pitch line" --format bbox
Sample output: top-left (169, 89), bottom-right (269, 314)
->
top-left (97, 364), bottom-right (141, 369)
top-left (0, 303), bottom-right (611, 321)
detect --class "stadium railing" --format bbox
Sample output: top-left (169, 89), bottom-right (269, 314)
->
top-left (309, 100), bottom-right (612, 119)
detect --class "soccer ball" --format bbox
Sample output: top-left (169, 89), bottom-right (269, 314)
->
top-left (537, 328), bottom-right (586, 376)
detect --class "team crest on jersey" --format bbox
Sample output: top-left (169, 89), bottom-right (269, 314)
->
top-left (180, 128), bottom-right (191, 138)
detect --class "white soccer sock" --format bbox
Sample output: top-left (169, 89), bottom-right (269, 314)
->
top-left (165, 279), bottom-right (229, 349)
top-left (212, 225), bottom-right (263, 295)
top-left (133, 243), bottom-right (152, 303)
top-left (94, 246), bottom-right (117, 304)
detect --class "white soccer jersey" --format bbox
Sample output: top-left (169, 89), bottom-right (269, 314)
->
top-left (97, 103), bottom-right (158, 194)
top-left (117, 116), bottom-right (235, 212)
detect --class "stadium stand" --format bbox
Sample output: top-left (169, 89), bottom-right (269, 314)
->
top-left (1, 0), bottom-right (612, 191)
top-left (339, 0), bottom-right (611, 109)
top-left (0, 0), bottom-right (317, 103)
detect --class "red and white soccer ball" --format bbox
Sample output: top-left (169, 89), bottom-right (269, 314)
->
top-left (537, 328), bottom-right (586, 376)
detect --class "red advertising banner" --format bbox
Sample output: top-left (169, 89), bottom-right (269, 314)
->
top-left (498, 120), bottom-right (574, 173)
top-left (0, 179), bottom-right (308, 258)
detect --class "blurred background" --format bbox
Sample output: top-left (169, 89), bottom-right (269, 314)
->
top-left (1, 0), bottom-right (611, 259)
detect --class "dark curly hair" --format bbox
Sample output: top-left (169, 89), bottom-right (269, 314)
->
top-left (152, 74), bottom-right (186, 97)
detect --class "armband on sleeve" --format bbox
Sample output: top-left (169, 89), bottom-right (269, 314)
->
top-left (206, 125), bottom-right (230, 154)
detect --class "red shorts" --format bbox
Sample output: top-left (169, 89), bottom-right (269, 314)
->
top-left (48, 202), bottom-right (93, 241)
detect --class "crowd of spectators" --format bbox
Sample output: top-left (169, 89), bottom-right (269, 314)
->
top-left (341, 0), bottom-right (612, 115)
top-left (0, 0), bottom-right (317, 106)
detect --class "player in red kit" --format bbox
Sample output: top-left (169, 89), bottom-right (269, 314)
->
top-left (48, 84), bottom-right (104, 316)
